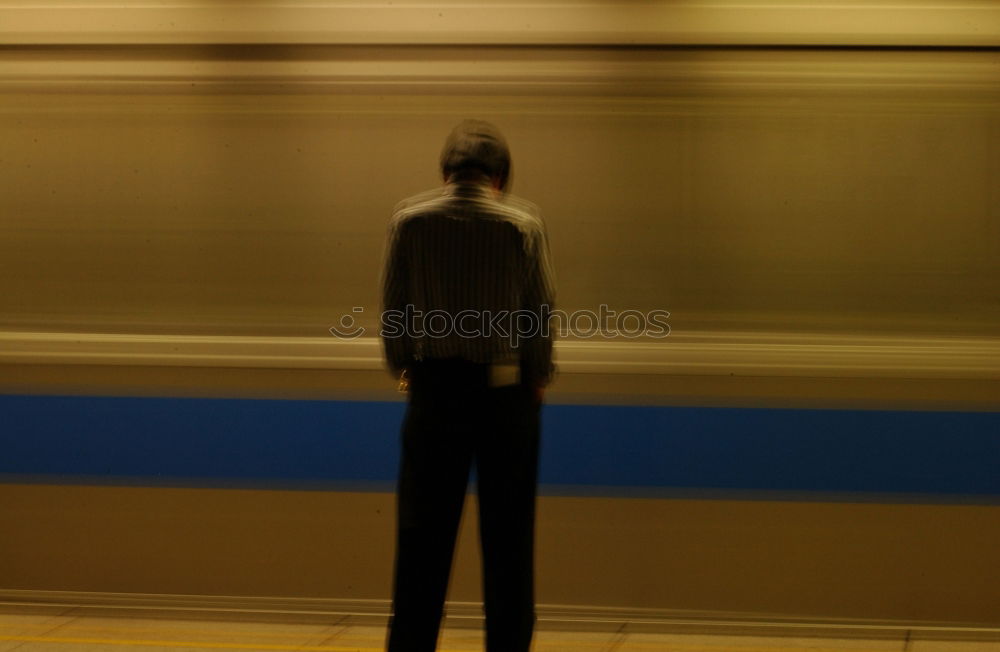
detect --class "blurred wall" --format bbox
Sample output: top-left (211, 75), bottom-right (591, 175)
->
top-left (2, 46), bottom-right (999, 338)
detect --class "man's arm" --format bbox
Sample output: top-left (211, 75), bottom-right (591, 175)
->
top-left (380, 218), bottom-right (411, 377)
top-left (520, 217), bottom-right (556, 390)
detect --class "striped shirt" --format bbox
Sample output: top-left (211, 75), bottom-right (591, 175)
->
top-left (380, 181), bottom-right (556, 386)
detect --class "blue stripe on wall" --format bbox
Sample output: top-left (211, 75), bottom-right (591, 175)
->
top-left (1, 395), bottom-right (998, 498)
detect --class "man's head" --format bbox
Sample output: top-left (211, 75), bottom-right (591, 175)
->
top-left (440, 119), bottom-right (511, 191)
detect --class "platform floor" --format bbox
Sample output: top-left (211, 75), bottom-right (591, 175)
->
top-left (2, 607), bottom-right (1000, 652)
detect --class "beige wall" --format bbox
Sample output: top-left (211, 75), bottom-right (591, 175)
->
top-left (2, 47), bottom-right (999, 339)
top-left (3, 5), bottom-right (1000, 628)
top-left (1, 363), bottom-right (999, 624)
top-left (3, 483), bottom-right (999, 625)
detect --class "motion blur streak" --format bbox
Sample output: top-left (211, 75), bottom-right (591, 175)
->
top-left (1, 0), bottom-right (999, 629)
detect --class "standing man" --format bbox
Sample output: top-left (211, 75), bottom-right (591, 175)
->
top-left (380, 120), bottom-right (555, 652)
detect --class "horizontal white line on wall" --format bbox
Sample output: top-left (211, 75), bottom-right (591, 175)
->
top-left (2, 54), bottom-right (998, 93)
top-left (1, 331), bottom-right (998, 379)
top-left (1, 1), bottom-right (999, 47)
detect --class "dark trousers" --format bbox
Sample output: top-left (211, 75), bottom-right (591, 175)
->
top-left (386, 359), bottom-right (540, 652)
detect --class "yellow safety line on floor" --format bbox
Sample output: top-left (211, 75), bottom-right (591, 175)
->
top-left (0, 633), bottom-right (901, 652)
top-left (0, 634), bottom-right (418, 652)
top-left (0, 622), bottom-right (348, 641)
top-left (614, 643), bottom-right (895, 652)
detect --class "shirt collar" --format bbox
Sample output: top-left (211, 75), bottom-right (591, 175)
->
top-left (446, 181), bottom-right (498, 201)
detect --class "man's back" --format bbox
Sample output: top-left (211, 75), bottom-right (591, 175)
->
top-left (382, 182), bottom-right (554, 386)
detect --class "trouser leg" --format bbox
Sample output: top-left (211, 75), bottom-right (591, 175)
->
top-left (476, 385), bottom-right (540, 652)
top-left (387, 393), bottom-right (473, 652)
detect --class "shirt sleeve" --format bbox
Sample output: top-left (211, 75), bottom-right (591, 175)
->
top-left (520, 216), bottom-right (557, 387)
top-left (380, 217), bottom-right (411, 376)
